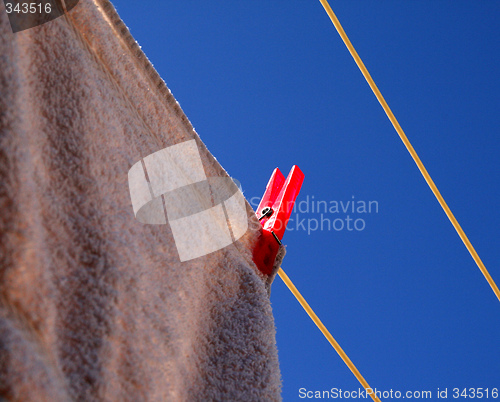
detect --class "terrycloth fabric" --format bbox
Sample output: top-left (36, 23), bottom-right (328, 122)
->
top-left (0, 1), bottom-right (282, 400)
top-left (266, 245), bottom-right (286, 297)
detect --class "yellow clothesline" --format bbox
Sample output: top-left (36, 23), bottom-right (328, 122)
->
top-left (278, 268), bottom-right (381, 402)
top-left (317, 0), bottom-right (500, 302)
top-left (277, 1), bottom-right (500, 398)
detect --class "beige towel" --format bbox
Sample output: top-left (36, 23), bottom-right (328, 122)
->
top-left (0, 1), bottom-right (282, 400)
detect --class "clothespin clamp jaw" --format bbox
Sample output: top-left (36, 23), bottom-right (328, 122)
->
top-left (253, 165), bottom-right (304, 275)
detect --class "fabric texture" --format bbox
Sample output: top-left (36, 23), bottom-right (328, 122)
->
top-left (0, 1), bottom-right (282, 400)
top-left (266, 246), bottom-right (286, 297)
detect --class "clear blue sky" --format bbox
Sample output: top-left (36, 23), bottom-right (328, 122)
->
top-left (112, 1), bottom-right (500, 399)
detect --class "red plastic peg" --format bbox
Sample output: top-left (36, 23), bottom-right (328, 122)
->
top-left (252, 165), bottom-right (304, 275)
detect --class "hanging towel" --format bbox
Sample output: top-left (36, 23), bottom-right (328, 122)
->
top-left (0, 1), bottom-right (282, 400)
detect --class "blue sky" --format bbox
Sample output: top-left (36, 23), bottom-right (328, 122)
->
top-left (112, 1), bottom-right (500, 399)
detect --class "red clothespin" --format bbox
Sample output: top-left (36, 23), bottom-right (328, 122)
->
top-left (253, 165), bottom-right (304, 275)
